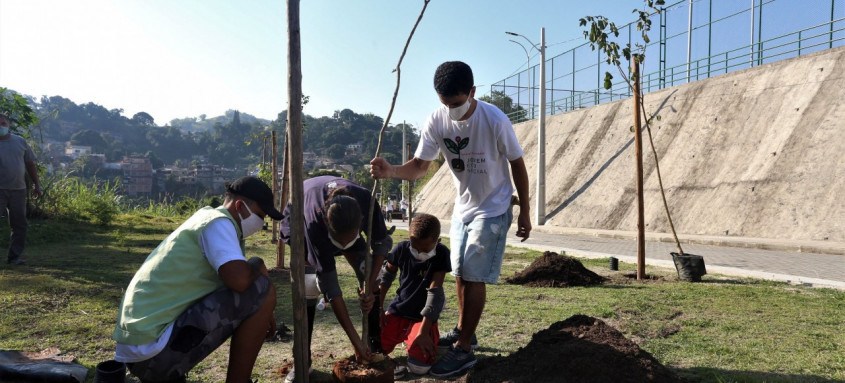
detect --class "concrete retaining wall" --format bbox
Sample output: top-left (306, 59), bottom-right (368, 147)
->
top-left (415, 46), bottom-right (845, 243)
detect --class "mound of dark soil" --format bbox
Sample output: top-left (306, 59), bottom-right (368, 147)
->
top-left (505, 251), bottom-right (605, 287)
top-left (466, 315), bottom-right (684, 383)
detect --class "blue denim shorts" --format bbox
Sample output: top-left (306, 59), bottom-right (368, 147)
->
top-left (449, 208), bottom-right (513, 284)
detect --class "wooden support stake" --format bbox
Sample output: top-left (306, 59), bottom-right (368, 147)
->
top-left (272, 130), bottom-right (279, 244)
top-left (406, 142), bottom-right (413, 228)
top-left (632, 58), bottom-right (646, 281)
top-left (286, 0), bottom-right (309, 381)
top-left (276, 136), bottom-right (290, 269)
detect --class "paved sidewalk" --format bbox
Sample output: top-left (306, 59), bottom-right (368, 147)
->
top-left (388, 221), bottom-right (845, 290)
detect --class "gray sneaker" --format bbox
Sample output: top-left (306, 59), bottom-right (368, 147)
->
top-left (429, 346), bottom-right (477, 378)
top-left (438, 327), bottom-right (478, 350)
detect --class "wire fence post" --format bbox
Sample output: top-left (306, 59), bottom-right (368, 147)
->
top-left (751, 0), bottom-right (756, 67)
top-left (831, 0), bottom-right (836, 49)
top-left (708, 0), bottom-right (713, 78)
top-left (757, 0), bottom-right (764, 65)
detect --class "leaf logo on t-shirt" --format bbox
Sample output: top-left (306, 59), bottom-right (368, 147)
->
top-left (443, 136), bottom-right (469, 172)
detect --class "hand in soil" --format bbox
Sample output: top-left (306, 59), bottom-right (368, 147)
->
top-left (358, 289), bottom-right (375, 312)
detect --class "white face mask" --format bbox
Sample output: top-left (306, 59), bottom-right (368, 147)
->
top-left (409, 246), bottom-right (437, 262)
top-left (0, 126), bottom-right (9, 136)
top-left (238, 204), bottom-right (264, 238)
top-left (329, 232), bottom-right (359, 250)
top-left (447, 94), bottom-right (473, 121)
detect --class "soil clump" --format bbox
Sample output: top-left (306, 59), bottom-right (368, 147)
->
top-left (506, 252), bottom-right (605, 287)
top-left (464, 315), bottom-right (684, 383)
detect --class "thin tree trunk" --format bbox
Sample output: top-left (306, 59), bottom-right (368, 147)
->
top-left (640, 101), bottom-right (684, 256)
top-left (362, 0), bottom-right (430, 347)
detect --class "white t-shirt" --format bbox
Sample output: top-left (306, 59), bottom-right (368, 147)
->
top-left (114, 217), bottom-right (245, 363)
top-left (415, 100), bottom-right (524, 223)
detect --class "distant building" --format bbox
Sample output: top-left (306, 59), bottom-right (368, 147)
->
top-left (65, 145), bottom-right (92, 159)
top-left (345, 143), bottom-right (363, 156)
top-left (192, 163), bottom-right (225, 192)
top-left (122, 156), bottom-right (153, 196)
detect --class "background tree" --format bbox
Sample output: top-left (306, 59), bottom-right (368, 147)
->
top-left (480, 90), bottom-right (527, 123)
top-left (132, 111), bottom-right (156, 126)
top-left (0, 87), bottom-right (39, 137)
top-left (70, 129), bottom-right (108, 152)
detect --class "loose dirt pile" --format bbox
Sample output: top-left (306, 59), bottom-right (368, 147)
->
top-left (465, 315), bottom-right (684, 383)
top-left (505, 251), bottom-right (605, 287)
top-left (333, 355), bottom-right (395, 383)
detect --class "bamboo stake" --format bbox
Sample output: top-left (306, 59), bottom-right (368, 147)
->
top-left (362, 0), bottom-right (430, 348)
top-left (286, 0), bottom-right (309, 381)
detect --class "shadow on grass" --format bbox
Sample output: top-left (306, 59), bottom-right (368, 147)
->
top-left (677, 366), bottom-right (844, 383)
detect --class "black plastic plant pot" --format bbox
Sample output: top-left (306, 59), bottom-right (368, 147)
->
top-left (609, 257), bottom-right (619, 271)
top-left (671, 252), bottom-right (707, 282)
top-left (94, 359), bottom-right (126, 383)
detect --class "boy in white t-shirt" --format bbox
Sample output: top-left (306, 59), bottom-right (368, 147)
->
top-left (370, 61), bottom-right (531, 378)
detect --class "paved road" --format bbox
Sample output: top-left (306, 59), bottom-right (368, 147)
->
top-left (386, 220), bottom-right (845, 290)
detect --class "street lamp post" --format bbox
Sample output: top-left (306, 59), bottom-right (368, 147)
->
top-left (508, 39), bottom-right (531, 119)
top-left (505, 28), bottom-right (546, 226)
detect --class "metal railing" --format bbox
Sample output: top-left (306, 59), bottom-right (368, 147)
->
top-left (492, 0), bottom-right (845, 123)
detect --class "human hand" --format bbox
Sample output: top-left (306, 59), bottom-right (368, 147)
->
top-left (353, 339), bottom-right (372, 363)
top-left (516, 210), bottom-right (532, 242)
top-left (369, 157), bottom-right (394, 179)
top-left (410, 332), bottom-right (436, 359)
top-left (32, 184), bottom-right (43, 198)
top-left (358, 289), bottom-right (375, 313)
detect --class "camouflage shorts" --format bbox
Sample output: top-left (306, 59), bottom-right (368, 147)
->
top-left (127, 274), bottom-right (271, 382)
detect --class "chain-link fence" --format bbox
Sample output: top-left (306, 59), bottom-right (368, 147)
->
top-left (492, 0), bottom-right (845, 122)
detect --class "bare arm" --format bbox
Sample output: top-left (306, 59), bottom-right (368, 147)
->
top-left (370, 157), bottom-right (431, 181)
top-left (377, 261), bottom-right (399, 309)
top-left (409, 270), bottom-right (447, 357)
top-left (218, 257), bottom-right (267, 293)
top-left (510, 157), bottom-right (532, 241)
top-left (25, 160), bottom-right (42, 197)
top-left (329, 296), bottom-right (371, 361)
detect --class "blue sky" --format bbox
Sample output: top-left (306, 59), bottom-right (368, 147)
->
top-left (0, 1), bottom-right (673, 129)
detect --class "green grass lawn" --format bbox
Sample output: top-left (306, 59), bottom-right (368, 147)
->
top-left (1, 213), bottom-right (843, 382)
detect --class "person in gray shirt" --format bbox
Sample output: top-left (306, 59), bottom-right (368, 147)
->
top-left (0, 113), bottom-right (42, 265)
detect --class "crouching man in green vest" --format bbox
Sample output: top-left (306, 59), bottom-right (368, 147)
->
top-left (113, 176), bottom-right (283, 383)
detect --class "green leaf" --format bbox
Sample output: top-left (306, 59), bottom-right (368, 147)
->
top-left (603, 73), bottom-right (614, 90)
top-left (459, 137), bottom-right (469, 150)
top-left (443, 138), bottom-right (460, 154)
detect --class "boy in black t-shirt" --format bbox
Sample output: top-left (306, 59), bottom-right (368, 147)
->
top-left (377, 213), bottom-right (450, 377)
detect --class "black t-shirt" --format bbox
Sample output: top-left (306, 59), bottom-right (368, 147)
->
top-left (384, 241), bottom-right (451, 321)
top-left (280, 176), bottom-right (387, 274)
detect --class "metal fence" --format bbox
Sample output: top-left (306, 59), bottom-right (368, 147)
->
top-left (492, 0), bottom-right (845, 122)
